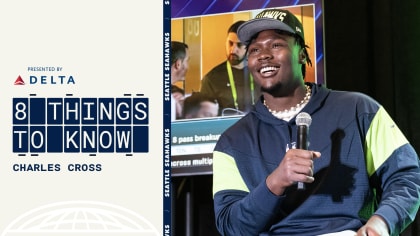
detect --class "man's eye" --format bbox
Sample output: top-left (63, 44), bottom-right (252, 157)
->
top-left (249, 48), bottom-right (259, 53)
top-left (272, 43), bottom-right (283, 48)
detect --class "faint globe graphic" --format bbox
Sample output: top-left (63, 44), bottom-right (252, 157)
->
top-left (1, 201), bottom-right (160, 236)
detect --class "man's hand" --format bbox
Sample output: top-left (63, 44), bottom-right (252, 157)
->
top-left (266, 149), bottom-right (321, 196)
top-left (356, 215), bottom-right (389, 236)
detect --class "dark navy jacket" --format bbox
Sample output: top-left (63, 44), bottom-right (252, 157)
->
top-left (213, 83), bottom-right (420, 236)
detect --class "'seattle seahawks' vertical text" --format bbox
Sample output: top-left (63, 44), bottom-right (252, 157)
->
top-left (163, 0), bottom-right (171, 235)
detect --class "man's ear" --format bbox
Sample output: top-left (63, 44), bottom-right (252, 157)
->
top-left (299, 49), bottom-right (307, 64)
top-left (174, 58), bottom-right (182, 70)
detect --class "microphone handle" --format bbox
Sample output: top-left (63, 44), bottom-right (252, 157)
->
top-left (297, 125), bottom-right (309, 190)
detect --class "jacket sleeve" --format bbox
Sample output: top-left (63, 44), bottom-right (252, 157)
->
top-left (365, 106), bottom-right (420, 235)
top-left (212, 150), bottom-right (285, 236)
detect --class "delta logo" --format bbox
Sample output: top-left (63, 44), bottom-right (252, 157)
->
top-left (14, 76), bottom-right (25, 85)
top-left (14, 75), bottom-right (75, 85)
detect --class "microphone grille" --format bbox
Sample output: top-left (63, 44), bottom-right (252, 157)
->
top-left (296, 112), bottom-right (312, 127)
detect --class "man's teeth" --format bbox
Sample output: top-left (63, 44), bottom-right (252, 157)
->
top-left (260, 66), bottom-right (278, 73)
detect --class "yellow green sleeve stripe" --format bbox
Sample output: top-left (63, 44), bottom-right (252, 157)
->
top-left (213, 151), bottom-right (249, 196)
top-left (365, 106), bottom-right (408, 176)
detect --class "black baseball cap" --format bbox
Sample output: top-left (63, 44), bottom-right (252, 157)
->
top-left (237, 8), bottom-right (305, 45)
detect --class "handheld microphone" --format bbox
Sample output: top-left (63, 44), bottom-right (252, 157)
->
top-left (296, 112), bottom-right (312, 190)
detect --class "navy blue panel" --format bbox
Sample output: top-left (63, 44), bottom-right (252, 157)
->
top-left (133, 97), bottom-right (149, 125)
top-left (81, 126), bottom-right (97, 153)
top-left (115, 98), bottom-right (131, 125)
top-left (30, 126), bottom-right (45, 152)
top-left (98, 98), bottom-right (114, 124)
top-left (64, 126), bottom-right (80, 152)
top-left (13, 98), bottom-right (29, 125)
top-left (64, 98), bottom-right (80, 125)
top-left (30, 98), bottom-right (45, 125)
top-left (133, 126), bottom-right (149, 153)
top-left (81, 98), bottom-right (98, 125)
top-left (115, 126), bottom-right (132, 153)
top-left (47, 126), bottom-right (63, 152)
top-left (47, 98), bottom-right (63, 124)
top-left (98, 126), bottom-right (114, 152)
top-left (13, 126), bottom-right (28, 153)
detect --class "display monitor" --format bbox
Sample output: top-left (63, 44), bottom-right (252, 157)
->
top-left (171, 0), bottom-right (325, 176)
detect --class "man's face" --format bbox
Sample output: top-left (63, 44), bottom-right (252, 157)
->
top-left (247, 30), bottom-right (303, 95)
top-left (179, 48), bottom-right (190, 80)
top-left (196, 101), bottom-right (219, 118)
top-left (225, 32), bottom-right (246, 66)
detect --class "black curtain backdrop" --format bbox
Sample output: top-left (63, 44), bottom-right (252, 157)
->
top-left (324, 0), bottom-right (420, 235)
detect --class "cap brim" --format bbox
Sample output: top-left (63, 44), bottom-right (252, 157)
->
top-left (237, 18), bottom-right (295, 45)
